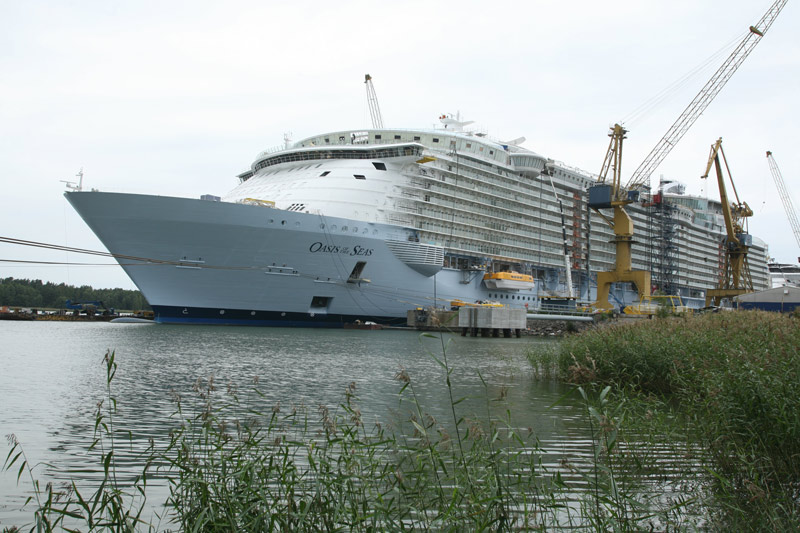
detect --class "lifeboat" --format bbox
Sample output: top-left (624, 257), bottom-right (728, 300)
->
top-left (482, 272), bottom-right (535, 290)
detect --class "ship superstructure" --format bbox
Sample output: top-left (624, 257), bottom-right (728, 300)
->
top-left (66, 118), bottom-right (770, 326)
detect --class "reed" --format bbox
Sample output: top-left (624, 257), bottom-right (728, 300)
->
top-left (5, 338), bottom-right (712, 532)
top-left (534, 310), bottom-right (800, 528)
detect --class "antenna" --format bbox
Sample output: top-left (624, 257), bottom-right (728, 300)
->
top-left (61, 168), bottom-right (84, 191)
top-left (364, 74), bottom-right (384, 129)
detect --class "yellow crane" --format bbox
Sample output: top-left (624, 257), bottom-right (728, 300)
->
top-left (589, 124), bottom-right (650, 310)
top-left (588, 0), bottom-right (786, 310)
top-left (701, 139), bottom-right (753, 306)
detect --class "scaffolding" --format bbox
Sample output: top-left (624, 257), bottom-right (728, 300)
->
top-left (649, 194), bottom-right (680, 295)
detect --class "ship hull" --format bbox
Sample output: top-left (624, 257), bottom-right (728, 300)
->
top-left (66, 192), bottom-right (537, 326)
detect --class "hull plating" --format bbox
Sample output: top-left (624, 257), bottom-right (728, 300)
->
top-left (66, 192), bottom-right (536, 326)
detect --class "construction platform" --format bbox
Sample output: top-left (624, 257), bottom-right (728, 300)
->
top-left (408, 307), bottom-right (526, 337)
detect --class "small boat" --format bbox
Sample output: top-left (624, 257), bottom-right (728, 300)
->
top-left (483, 272), bottom-right (535, 290)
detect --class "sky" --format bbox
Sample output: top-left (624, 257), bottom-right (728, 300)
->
top-left (1, 0), bottom-right (798, 291)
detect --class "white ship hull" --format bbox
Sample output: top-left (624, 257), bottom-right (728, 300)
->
top-left (66, 192), bottom-right (537, 326)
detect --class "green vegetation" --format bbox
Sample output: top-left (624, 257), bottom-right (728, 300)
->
top-left (0, 277), bottom-right (149, 311)
top-left (535, 310), bottom-right (800, 529)
top-left (5, 342), bottom-right (702, 532)
top-left (7, 313), bottom-right (797, 531)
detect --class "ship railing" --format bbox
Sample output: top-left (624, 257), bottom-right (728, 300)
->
top-left (255, 144), bottom-right (289, 160)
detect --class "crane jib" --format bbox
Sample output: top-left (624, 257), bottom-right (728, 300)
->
top-left (625, 0), bottom-right (787, 192)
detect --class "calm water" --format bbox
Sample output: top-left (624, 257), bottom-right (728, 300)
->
top-left (0, 321), bottom-right (681, 528)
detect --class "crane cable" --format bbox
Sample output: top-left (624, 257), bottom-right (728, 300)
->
top-left (0, 236), bottom-right (261, 270)
top-left (620, 31), bottom-right (747, 128)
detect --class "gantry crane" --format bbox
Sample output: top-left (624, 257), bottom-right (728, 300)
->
top-left (364, 74), bottom-right (384, 129)
top-left (766, 151), bottom-right (800, 256)
top-left (588, 0), bottom-right (786, 310)
top-left (702, 139), bottom-right (754, 306)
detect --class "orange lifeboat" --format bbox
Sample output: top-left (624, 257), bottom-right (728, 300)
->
top-left (482, 272), bottom-right (535, 290)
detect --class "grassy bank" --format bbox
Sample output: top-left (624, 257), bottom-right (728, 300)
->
top-left (534, 310), bottom-right (800, 529)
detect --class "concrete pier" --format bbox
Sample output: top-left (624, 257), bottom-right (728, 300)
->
top-left (458, 307), bottom-right (527, 338)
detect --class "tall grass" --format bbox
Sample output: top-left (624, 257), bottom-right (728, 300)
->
top-left (533, 310), bottom-right (800, 529)
top-left (5, 337), bottom-right (710, 532)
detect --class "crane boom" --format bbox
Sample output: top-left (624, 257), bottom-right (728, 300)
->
top-left (766, 151), bottom-right (800, 251)
top-left (364, 74), bottom-right (384, 129)
top-left (625, 0), bottom-right (787, 192)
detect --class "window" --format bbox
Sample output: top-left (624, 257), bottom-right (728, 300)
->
top-left (372, 162), bottom-right (386, 170)
top-left (354, 174), bottom-right (366, 180)
top-left (433, 138), bottom-right (439, 143)
top-left (375, 134), bottom-right (382, 140)
top-left (394, 135), bottom-right (401, 140)
top-left (414, 136), bottom-right (421, 141)
top-left (320, 171), bottom-right (330, 177)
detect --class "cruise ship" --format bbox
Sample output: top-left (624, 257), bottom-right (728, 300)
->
top-left (66, 116), bottom-right (770, 326)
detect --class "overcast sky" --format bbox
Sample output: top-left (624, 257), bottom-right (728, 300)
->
top-left (1, 0), bottom-right (798, 291)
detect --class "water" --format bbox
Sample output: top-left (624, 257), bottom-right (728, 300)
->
top-left (0, 321), bottom-right (695, 529)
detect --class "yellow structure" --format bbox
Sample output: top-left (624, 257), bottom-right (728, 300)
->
top-left (587, 2), bottom-right (784, 310)
top-left (623, 295), bottom-right (691, 316)
top-left (589, 124), bottom-right (651, 310)
top-left (701, 139), bottom-right (754, 306)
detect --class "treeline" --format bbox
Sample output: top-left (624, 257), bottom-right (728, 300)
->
top-left (0, 277), bottom-right (150, 311)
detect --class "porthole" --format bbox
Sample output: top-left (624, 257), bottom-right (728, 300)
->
top-left (219, 310), bottom-right (225, 315)
top-left (281, 220), bottom-right (286, 225)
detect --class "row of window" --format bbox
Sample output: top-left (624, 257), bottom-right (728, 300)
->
top-left (253, 146), bottom-right (420, 172)
top-left (488, 294), bottom-right (535, 301)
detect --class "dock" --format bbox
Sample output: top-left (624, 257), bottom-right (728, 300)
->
top-left (408, 307), bottom-right (526, 337)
